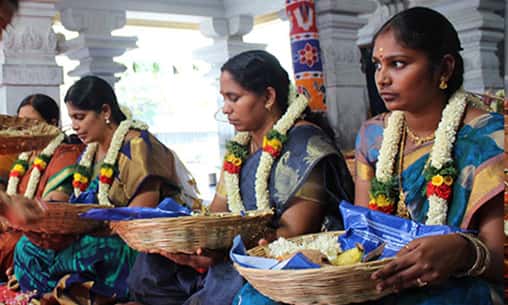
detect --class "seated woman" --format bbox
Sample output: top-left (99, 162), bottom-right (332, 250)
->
top-left (355, 7), bottom-right (503, 305)
top-left (13, 76), bottom-right (196, 304)
top-left (126, 50), bottom-right (355, 305)
top-left (0, 94), bottom-right (84, 282)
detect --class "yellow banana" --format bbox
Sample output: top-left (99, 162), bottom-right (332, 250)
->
top-left (332, 243), bottom-right (364, 266)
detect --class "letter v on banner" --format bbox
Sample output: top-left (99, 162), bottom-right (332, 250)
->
top-left (286, 0), bottom-right (327, 111)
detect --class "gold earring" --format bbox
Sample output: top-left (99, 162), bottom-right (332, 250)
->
top-left (439, 78), bottom-right (448, 90)
top-left (265, 104), bottom-right (272, 111)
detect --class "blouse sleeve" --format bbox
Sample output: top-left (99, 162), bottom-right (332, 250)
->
top-left (109, 133), bottom-right (181, 206)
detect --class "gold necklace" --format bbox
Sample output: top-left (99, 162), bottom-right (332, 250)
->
top-left (396, 124), bottom-right (410, 219)
top-left (406, 125), bottom-right (435, 145)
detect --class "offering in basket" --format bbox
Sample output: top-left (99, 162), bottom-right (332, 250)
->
top-left (0, 115), bottom-right (60, 154)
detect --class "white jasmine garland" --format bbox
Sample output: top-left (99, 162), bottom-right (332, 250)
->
top-left (6, 152), bottom-right (30, 196)
top-left (375, 89), bottom-right (468, 224)
top-left (224, 132), bottom-right (250, 213)
top-left (74, 120), bottom-right (148, 206)
top-left (375, 111), bottom-right (404, 182)
top-left (24, 133), bottom-right (66, 199)
top-left (7, 133), bottom-right (65, 199)
top-left (425, 90), bottom-right (467, 224)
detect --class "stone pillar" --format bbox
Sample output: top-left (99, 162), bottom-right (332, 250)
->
top-left (315, 0), bottom-right (377, 150)
top-left (193, 15), bottom-right (265, 157)
top-left (56, 0), bottom-right (137, 87)
top-left (409, 0), bottom-right (504, 92)
top-left (0, 1), bottom-right (63, 115)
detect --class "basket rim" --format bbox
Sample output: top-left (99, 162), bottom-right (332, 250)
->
top-left (234, 257), bottom-right (394, 274)
top-left (111, 209), bottom-right (274, 224)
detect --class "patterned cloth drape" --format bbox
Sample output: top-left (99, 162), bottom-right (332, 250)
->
top-left (286, 0), bottom-right (326, 111)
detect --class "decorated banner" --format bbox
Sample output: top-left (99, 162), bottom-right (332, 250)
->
top-left (286, 0), bottom-right (326, 111)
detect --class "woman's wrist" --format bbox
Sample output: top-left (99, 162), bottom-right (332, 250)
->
top-left (453, 232), bottom-right (491, 277)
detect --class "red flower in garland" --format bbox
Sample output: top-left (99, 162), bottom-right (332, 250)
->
top-left (223, 161), bottom-right (241, 174)
top-left (426, 181), bottom-right (452, 200)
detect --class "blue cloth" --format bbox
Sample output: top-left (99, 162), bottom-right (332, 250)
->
top-left (80, 197), bottom-right (191, 221)
top-left (338, 201), bottom-right (465, 258)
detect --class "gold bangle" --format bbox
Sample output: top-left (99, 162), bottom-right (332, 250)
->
top-left (455, 233), bottom-right (490, 277)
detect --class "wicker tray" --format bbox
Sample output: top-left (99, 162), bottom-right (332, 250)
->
top-left (9, 202), bottom-right (107, 234)
top-left (110, 209), bottom-right (273, 254)
top-left (0, 115), bottom-right (60, 154)
top-left (234, 231), bottom-right (394, 305)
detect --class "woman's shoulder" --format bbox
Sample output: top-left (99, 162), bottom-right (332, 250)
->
top-left (361, 112), bottom-right (389, 129)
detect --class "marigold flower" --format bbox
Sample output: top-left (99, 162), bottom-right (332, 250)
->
top-left (443, 176), bottom-right (453, 186)
top-left (431, 175), bottom-right (444, 186)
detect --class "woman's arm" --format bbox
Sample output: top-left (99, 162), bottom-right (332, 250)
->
top-left (272, 197), bottom-right (324, 240)
top-left (354, 177), bottom-right (371, 208)
top-left (371, 193), bottom-right (503, 291)
top-left (127, 177), bottom-right (162, 208)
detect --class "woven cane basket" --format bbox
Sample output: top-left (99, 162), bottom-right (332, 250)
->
top-left (10, 203), bottom-right (106, 234)
top-left (0, 115), bottom-right (60, 154)
top-left (234, 231), bottom-right (394, 305)
top-left (111, 209), bottom-right (273, 254)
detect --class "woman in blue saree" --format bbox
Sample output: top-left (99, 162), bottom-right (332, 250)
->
top-left (125, 50), bottom-right (354, 305)
top-left (13, 76), bottom-right (192, 305)
top-left (355, 7), bottom-right (503, 305)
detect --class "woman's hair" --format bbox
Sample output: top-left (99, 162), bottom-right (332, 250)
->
top-left (17, 94), bottom-right (59, 126)
top-left (5, 0), bottom-right (18, 12)
top-left (372, 7), bottom-right (464, 98)
top-left (221, 50), bottom-right (336, 140)
top-left (64, 75), bottom-right (126, 124)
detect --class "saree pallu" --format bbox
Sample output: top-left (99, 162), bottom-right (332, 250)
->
top-left (353, 112), bottom-right (504, 305)
top-left (127, 125), bottom-right (354, 305)
top-left (13, 130), bottom-right (185, 303)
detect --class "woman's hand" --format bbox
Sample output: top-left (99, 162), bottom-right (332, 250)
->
top-left (371, 234), bottom-right (472, 292)
top-left (24, 232), bottom-right (79, 251)
top-left (0, 193), bottom-right (47, 225)
top-left (162, 248), bottom-right (227, 271)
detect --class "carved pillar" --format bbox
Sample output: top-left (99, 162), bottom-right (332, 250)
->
top-left (409, 0), bottom-right (504, 92)
top-left (193, 15), bottom-right (265, 157)
top-left (0, 1), bottom-right (62, 115)
top-left (56, 0), bottom-right (137, 86)
top-left (315, 0), bottom-right (376, 150)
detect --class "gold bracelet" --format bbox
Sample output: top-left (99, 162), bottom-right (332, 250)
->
top-left (455, 233), bottom-right (490, 277)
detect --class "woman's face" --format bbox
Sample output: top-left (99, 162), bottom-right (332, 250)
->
top-left (219, 71), bottom-right (270, 132)
top-left (18, 105), bottom-right (45, 122)
top-left (66, 102), bottom-right (107, 144)
top-left (372, 29), bottom-right (441, 113)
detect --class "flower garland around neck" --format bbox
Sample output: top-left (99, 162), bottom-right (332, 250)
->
top-left (72, 120), bottom-right (148, 206)
top-left (368, 89), bottom-right (467, 225)
top-left (223, 92), bottom-right (308, 214)
top-left (6, 132), bottom-right (66, 199)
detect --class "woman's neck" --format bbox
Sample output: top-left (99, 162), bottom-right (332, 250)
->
top-left (97, 123), bottom-right (117, 159)
top-left (250, 113), bottom-right (281, 150)
top-left (404, 95), bottom-right (447, 137)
